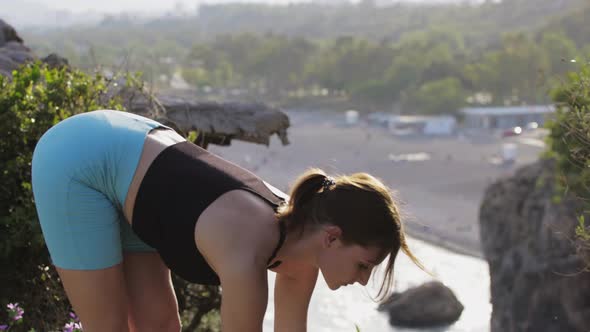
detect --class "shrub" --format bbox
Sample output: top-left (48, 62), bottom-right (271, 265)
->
top-left (0, 61), bottom-right (221, 331)
top-left (0, 62), bottom-right (127, 330)
top-left (545, 62), bottom-right (590, 268)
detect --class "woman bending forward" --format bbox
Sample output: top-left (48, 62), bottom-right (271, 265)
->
top-left (31, 110), bottom-right (423, 332)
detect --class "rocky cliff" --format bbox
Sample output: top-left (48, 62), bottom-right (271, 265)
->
top-left (479, 159), bottom-right (590, 331)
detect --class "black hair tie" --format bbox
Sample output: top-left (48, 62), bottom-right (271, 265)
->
top-left (322, 176), bottom-right (336, 191)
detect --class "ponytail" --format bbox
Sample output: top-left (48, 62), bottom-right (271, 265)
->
top-left (276, 168), bottom-right (332, 234)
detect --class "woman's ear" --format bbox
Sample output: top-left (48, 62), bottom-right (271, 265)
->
top-left (322, 225), bottom-right (342, 248)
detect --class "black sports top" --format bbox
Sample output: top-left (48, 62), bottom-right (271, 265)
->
top-left (131, 141), bottom-right (287, 285)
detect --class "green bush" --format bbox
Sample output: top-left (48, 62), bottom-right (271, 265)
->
top-left (0, 61), bottom-right (221, 331)
top-left (546, 62), bottom-right (590, 268)
top-left (0, 61), bottom-right (224, 331)
top-left (0, 62), bottom-right (128, 330)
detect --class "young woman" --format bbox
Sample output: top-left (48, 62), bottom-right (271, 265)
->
top-left (31, 109), bottom-right (424, 332)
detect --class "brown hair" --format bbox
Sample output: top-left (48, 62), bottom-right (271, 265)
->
top-left (276, 168), bottom-right (427, 302)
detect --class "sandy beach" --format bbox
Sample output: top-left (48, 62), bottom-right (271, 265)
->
top-left (209, 109), bottom-right (546, 258)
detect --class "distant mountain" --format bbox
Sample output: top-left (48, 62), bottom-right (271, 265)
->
top-left (11, 0), bottom-right (588, 50)
top-left (191, 0), bottom-right (586, 45)
top-left (537, 3), bottom-right (590, 48)
top-left (0, 0), bottom-right (481, 30)
top-left (0, 0), bottom-right (104, 28)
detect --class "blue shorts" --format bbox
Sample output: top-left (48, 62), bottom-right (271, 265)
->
top-left (32, 110), bottom-right (169, 270)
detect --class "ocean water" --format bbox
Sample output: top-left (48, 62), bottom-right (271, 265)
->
top-left (263, 237), bottom-right (491, 332)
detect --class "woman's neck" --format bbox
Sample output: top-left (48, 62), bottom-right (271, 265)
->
top-left (274, 225), bottom-right (322, 269)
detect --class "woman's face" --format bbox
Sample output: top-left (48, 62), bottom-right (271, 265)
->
top-left (317, 227), bottom-right (385, 290)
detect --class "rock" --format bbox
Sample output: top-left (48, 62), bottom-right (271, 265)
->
top-left (0, 20), bottom-right (33, 77)
top-left (105, 83), bottom-right (290, 147)
top-left (2, 41), bottom-right (30, 52)
top-left (0, 20), bottom-right (67, 76)
top-left (0, 19), bottom-right (23, 47)
top-left (0, 48), bottom-right (34, 64)
top-left (378, 281), bottom-right (464, 328)
top-left (0, 52), bottom-right (20, 74)
top-left (41, 53), bottom-right (69, 69)
top-left (479, 159), bottom-right (590, 332)
top-left (156, 97), bottom-right (290, 146)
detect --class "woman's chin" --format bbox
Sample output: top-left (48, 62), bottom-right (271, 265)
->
top-left (327, 282), bottom-right (341, 291)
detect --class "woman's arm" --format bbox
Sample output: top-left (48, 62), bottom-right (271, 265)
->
top-left (273, 265), bottom-right (319, 332)
top-left (218, 261), bottom-right (269, 332)
top-left (195, 190), bottom-right (282, 332)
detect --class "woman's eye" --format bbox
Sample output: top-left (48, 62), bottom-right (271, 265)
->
top-left (358, 264), bottom-right (369, 270)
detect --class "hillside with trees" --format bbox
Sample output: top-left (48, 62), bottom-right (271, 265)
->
top-left (17, 0), bottom-right (590, 114)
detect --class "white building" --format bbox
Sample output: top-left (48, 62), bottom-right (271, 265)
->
top-left (387, 115), bottom-right (457, 136)
top-left (460, 105), bottom-right (555, 129)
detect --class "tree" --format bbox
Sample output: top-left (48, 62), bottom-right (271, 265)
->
top-left (464, 33), bottom-right (551, 105)
top-left (404, 77), bottom-right (466, 115)
top-left (304, 36), bottom-right (395, 92)
top-left (546, 64), bottom-right (590, 268)
top-left (540, 32), bottom-right (578, 77)
top-left (182, 44), bottom-right (235, 87)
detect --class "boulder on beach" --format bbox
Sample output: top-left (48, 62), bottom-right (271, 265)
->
top-left (378, 281), bottom-right (464, 328)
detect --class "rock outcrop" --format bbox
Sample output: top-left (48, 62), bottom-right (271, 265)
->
top-left (118, 91), bottom-right (290, 147)
top-left (479, 159), bottom-right (590, 332)
top-left (378, 281), bottom-right (464, 328)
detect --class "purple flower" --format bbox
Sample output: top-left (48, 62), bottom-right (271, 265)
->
top-left (12, 309), bottom-right (24, 321)
top-left (6, 303), bottom-right (24, 322)
top-left (64, 321), bottom-right (83, 332)
top-left (69, 312), bottom-right (80, 322)
top-left (0, 325), bottom-right (8, 331)
top-left (64, 322), bottom-right (75, 332)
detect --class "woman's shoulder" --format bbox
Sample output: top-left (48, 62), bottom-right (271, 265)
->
top-left (205, 188), bottom-right (277, 223)
top-left (195, 189), bottom-right (280, 271)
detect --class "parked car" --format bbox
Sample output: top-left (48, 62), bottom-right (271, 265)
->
top-left (502, 126), bottom-right (522, 137)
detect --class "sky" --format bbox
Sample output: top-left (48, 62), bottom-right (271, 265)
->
top-left (10, 0), bottom-right (462, 14)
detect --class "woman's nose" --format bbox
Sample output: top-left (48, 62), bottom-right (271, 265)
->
top-left (357, 271), bottom-right (370, 286)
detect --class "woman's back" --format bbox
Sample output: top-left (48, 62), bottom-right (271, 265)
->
top-left (129, 138), bottom-right (287, 284)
